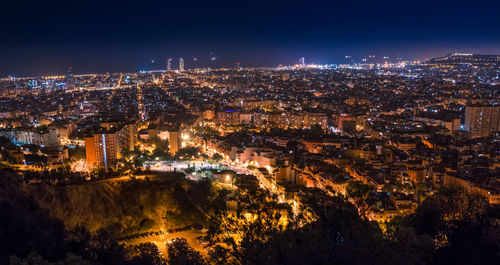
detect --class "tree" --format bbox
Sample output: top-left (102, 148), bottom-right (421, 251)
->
top-left (207, 189), bottom-right (295, 264)
top-left (139, 218), bottom-right (155, 230)
top-left (175, 147), bottom-right (202, 160)
top-left (286, 140), bottom-right (304, 154)
top-left (167, 238), bottom-right (206, 265)
top-left (151, 138), bottom-right (172, 160)
top-left (126, 243), bottom-right (165, 265)
top-left (413, 185), bottom-right (489, 238)
top-left (386, 185), bottom-right (499, 265)
top-left (208, 245), bottom-right (237, 265)
top-left (207, 190), bottom-right (409, 265)
top-left (68, 147), bottom-right (86, 161)
top-left (346, 181), bottom-right (377, 218)
top-left (10, 253), bottom-right (93, 265)
top-left (382, 183), bottom-right (395, 193)
top-left (310, 124), bottom-right (324, 137)
top-left (211, 153), bottom-right (223, 162)
top-left (411, 185), bottom-right (491, 254)
top-left (193, 126), bottom-right (220, 137)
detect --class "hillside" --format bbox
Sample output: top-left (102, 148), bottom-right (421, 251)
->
top-left (0, 169), bottom-right (69, 263)
top-left (23, 175), bottom-right (212, 234)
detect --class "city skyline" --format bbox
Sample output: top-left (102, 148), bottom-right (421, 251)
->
top-left (2, 0), bottom-right (500, 76)
top-left (1, 3), bottom-right (500, 260)
top-left (2, 51), bottom-right (500, 78)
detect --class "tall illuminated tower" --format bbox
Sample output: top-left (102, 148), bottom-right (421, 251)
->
top-left (299, 57), bottom-right (305, 67)
top-left (179, 58), bottom-right (184, 71)
top-left (167, 58), bottom-right (172, 71)
top-left (85, 132), bottom-right (119, 168)
top-left (66, 66), bottom-right (74, 89)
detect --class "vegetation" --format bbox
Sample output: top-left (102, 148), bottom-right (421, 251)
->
top-left (211, 153), bottom-right (223, 162)
top-left (309, 123), bottom-right (325, 137)
top-left (1, 167), bottom-right (499, 265)
top-left (150, 138), bottom-right (173, 160)
top-left (23, 172), bottom-right (213, 233)
top-left (346, 180), bottom-right (377, 217)
top-left (175, 147), bottom-right (202, 160)
top-left (202, 186), bottom-right (500, 265)
top-left (167, 239), bottom-right (206, 265)
top-left (193, 126), bottom-right (220, 137)
top-left (68, 147), bottom-right (86, 161)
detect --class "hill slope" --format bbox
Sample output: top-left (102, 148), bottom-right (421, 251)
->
top-left (24, 176), bottom-right (211, 234)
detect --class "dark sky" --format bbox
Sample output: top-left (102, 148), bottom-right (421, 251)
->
top-left (1, 0), bottom-right (500, 76)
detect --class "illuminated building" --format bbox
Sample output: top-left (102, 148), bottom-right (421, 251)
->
top-left (465, 105), bottom-right (500, 138)
top-left (179, 58), bottom-right (184, 71)
top-left (217, 109), bottom-right (240, 125)
top-left (65, 66), bottom-right (74, 89)
top-left (281, 72), bottom-right (290, 81)
top-left (40, 128), bottom-right (59, 148)
top-left (167, 58), bottom-right (172, 71)
top-left (85, 131), bottom-right (119, 169)
top-left (168, 130), bottom-right (180, 154)
top-left (84, 124), bottom-right (135, 168)
top-left (202, 110), bottom-right (215, 120)
top-left (0, 127), bottom-right (59, 147)
top-left (301, 137), bottom-right (341, 154)
top-left (100, 122), bottom-right (137, 151)
top-left (299, 57), bottom-right (305, 66)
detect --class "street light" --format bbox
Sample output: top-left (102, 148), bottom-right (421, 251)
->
top-left (226, 174), bottom-right (233, 187)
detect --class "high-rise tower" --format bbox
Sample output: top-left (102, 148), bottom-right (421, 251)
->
top-left (179, 58), bottom-right (184, 71)
top-left (66, 66), bottom-right (74, 89)
top-left (85, 131), bottom-right (119, 168)
top-left (167, 58), bottom-right (172, 71)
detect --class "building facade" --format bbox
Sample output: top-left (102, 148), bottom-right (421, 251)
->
top-left (465, 105), bottom-right (500, 138)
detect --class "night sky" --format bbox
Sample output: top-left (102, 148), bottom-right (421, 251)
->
top-left (1, 0), bottom-right (500, 76)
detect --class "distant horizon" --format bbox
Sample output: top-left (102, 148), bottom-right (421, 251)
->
top-left (2, 49), bottom-right (500, 78)
top-left (3, 0), bottom-right (500, 77)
